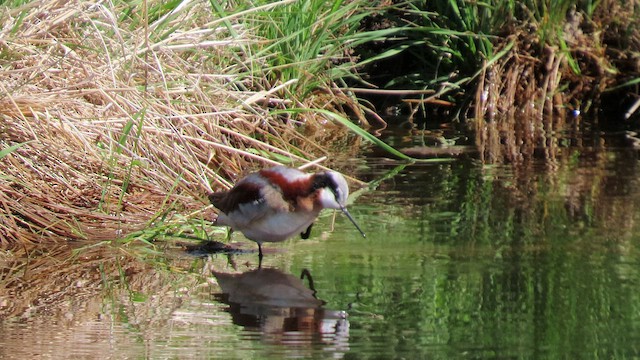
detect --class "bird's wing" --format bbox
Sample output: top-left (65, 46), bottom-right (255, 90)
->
top-left (232, 183), bottom-right (291, 227)
top-left (208, 172), bottom-right (268, 214)
top-left (209, 174), bottom-right (292, 227)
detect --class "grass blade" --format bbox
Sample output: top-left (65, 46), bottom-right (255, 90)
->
top-left (0, 141), bottom-right (32, 160)
top-left (273, 108), bottom-right (453, 163)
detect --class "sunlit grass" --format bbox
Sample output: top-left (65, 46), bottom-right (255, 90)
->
top-left (0, 0), bottom-right (381, 245)
top-left (245, 0), bottom-right (372, 95)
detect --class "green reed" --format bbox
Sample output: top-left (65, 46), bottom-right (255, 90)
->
top-left (355, 0), bottom-right (596, 94)
top-left (242, 0), bottom-right (375, 95)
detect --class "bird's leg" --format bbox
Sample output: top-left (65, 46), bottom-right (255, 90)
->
top-left (258, 243), bottom-right (263, 267)
top-left (300, 223), bottom-right (313, 239)
top-left (300, 268), bottom-right (318, 296)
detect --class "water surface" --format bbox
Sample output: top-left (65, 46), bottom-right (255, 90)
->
top-left (2, 127), bottom-right (640, 359)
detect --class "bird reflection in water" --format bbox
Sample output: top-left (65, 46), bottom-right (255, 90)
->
top-left (212, 267), bottom-right (349, 353)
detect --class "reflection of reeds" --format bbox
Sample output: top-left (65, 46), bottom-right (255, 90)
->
top-left (0, 244), bottom-right (135, 319)
top-left (0, 242), bottom-right (219, 358)
top-left (465, 25), bottom-right (638, 242)
top-left (472, 113), bottom-right (640, 248)
top-left (473, 31), bottom-right (580, 165)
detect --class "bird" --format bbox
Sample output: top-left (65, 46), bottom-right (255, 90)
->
top-left (208, 165), bottom-right (366, 261)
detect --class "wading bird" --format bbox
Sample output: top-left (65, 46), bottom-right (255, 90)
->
top-left (208, 166), bottom-right (366, 261)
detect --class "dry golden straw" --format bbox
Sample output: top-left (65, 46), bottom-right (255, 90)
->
top-left (0, 0), bottom-right (361, 246)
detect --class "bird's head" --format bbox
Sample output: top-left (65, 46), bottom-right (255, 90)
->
top-left (313, 171), bottom-right (366, 238)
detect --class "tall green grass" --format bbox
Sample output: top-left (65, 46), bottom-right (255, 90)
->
top-left (239, 0), bottom-right (377, 95)
top-left (353, 0), bottom-right (497, 92)
top-left (354, 0), bottom-right (596, 99)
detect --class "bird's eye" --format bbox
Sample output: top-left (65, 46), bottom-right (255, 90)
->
top-left (333, 187), bottom-right (342, 200)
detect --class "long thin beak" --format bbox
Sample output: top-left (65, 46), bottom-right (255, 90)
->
top-left (340, 206), bottom-right (366, 238)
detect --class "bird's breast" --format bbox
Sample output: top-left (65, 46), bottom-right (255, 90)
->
top-left (296, 194), bottom-right (317, 212)
top-left (235, 209), bottom-right (320, 243)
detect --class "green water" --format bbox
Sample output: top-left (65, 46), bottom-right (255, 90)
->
top-left (2, 132), bottom-right (640, 359)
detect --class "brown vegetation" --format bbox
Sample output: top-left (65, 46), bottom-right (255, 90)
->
top-left (473, 1), bottom-right (640, 164)
top-left (0, 1), bottom-right (362, 246)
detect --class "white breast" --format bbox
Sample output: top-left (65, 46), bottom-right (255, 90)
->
top-left (237, 209), bottom-right (321, 243)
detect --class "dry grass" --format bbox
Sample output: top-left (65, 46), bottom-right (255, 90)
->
top-left (471, 9), bottom-right (622, 165)
top-left (0, 0), bottom-right (363, 246)
top-left (473, 37), bottom-right (571, 164)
